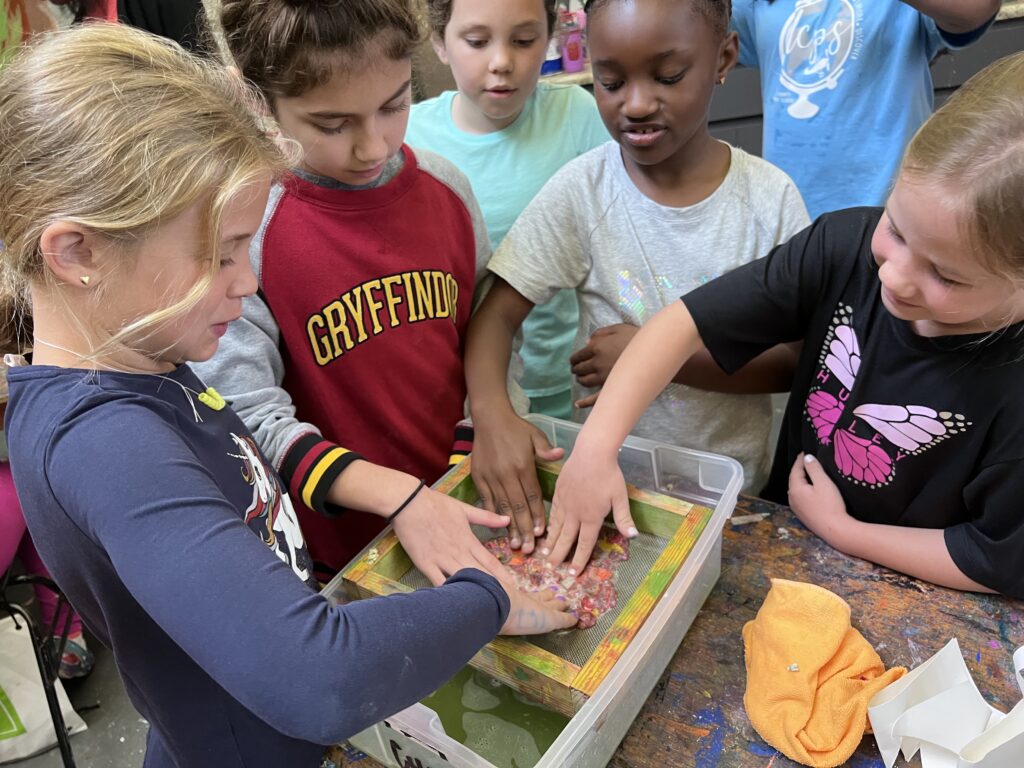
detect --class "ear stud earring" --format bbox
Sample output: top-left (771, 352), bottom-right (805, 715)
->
top-left (79, 275), bottom-right (91, 286)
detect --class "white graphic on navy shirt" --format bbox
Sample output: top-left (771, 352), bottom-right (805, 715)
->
top-left (229, 433), bottom-right (316, 587)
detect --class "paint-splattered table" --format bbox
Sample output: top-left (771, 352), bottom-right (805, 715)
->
top-left (329, 495), bottom-right (1024, 768)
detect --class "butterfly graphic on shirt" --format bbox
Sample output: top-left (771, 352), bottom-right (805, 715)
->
top-left (804, 305), bottom-right (970, 488)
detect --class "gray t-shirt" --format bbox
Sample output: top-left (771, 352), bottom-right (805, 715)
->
top-left (488, 142), bottom-right (810, 492)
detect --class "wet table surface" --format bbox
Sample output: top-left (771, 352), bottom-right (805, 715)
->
top-left (330, 495), bottom-right (1024, 768)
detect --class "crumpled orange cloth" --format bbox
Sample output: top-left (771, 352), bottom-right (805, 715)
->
top-left (742, 579), bottom-right (906, 768)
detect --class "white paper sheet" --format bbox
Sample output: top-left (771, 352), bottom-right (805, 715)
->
top-left (867, 638), bottom-right (1024, 768)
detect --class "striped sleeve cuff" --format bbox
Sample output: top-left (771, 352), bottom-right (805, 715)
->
top-left (449, 420), bottom-right (474, 466)
top-left (279, 433), bottom-right (364, 516)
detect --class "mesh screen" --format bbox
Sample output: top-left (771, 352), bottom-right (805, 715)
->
top-left (398, 516), bottom-right (670, 668)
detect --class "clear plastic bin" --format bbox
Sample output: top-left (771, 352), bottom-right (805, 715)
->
top-left (321, 414), bottom-right (742, 768)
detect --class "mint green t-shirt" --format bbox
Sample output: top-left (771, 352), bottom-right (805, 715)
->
top-left (407, 83), bottom-right (609, 398)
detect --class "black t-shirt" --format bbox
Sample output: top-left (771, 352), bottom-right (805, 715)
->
top-left (684, 208), bottom-right (1024, 598)
top-left (117, 0), bottom-right (210, 55)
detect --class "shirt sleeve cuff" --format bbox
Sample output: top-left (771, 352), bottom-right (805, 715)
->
top-left (447, 568), bottom-right (510, 626)
top-left (937, 12), bottom-right (996, 49)
top-left (279, 433), bottom-right (364, 516)
top-left (449, 419), bottom-right (474, 466)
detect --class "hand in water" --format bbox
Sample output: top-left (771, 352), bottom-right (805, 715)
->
top-left (393, 487), bottom-right (512, 586)
top-left (543, 449), bottom-right (637, 574)
top-left (500, 586), bottom-right (576, 635)
top-left (471, 410), bottom-right (564, 555)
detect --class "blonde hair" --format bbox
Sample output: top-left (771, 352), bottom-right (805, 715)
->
top-left (0, 23), bottom-right (287, 355)
top-left (900, 52), bottom-right (1024, 281)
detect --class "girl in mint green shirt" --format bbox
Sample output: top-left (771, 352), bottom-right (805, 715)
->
top-left (408, 0), bottom-right (609, 418)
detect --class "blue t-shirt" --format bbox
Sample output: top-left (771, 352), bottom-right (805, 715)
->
top-left (4, 362), bottom-right (508, 767)
top-left (731, 0), bottom-right (991, 219)
top-left (407, 83), bottom-right (610, 397)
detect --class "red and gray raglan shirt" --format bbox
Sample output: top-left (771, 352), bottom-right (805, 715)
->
top-left (195, 146), bottom-right (526, 581)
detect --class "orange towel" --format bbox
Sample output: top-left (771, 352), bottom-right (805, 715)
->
top-left (742, 579), bottom-right (906, 768)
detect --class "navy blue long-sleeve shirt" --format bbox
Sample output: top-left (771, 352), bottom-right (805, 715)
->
top-left (4, 363), bottom-right (508, 767)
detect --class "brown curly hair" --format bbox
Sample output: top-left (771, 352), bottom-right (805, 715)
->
top-left (215, 0), bottom-right (422, 103)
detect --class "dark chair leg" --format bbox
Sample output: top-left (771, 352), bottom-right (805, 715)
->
top-left (0, 570), bottom-right (77, 768)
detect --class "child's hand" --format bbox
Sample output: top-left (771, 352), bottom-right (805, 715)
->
top-left (542, 448), bottom-right (637, 574)
top-left (392, 488), bottom-right (512, 586)
top-left (471, 410), bottom-right (564, 555)
top-left (570, 324), bottom-right (639, 389)
top-left (500, 586), bottom-right (577, 635)
top-left (787, 454), bottom-right (856, 550)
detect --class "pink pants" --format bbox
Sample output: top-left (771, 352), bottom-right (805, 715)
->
top-left (0, 463), bottom-right (82, 636)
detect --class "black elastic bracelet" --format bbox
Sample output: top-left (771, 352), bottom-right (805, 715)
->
top-left (387, 479), bottom-right (426, 524)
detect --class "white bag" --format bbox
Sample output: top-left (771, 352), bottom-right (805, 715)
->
top-left (0, 615), bottom-right (87, 763)
top-left (868, 638), bottom-right (1024, 768)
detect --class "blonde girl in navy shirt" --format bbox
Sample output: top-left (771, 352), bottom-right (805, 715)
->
top-left (0, 25), bottom-right (570, 768)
